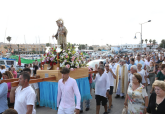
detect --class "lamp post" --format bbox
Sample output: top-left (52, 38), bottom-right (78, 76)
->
top-left (134, 20), bottom-right (151, 54)
top-left (134, 32), bottom-right (141, 52)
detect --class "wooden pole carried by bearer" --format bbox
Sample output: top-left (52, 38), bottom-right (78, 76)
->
top-left (0, 76), bottom-right (40, 83)
top-left (11, 76), bottom-right (56, 87)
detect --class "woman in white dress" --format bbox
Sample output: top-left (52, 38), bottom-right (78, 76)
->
top-left (124, 73), bottom-right (148, 114)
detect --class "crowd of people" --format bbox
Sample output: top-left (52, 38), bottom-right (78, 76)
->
top-left (84, 52), bottom-right (165, 114)
top-left (0, 61), bottom-right (40, 114)
top-left (1, 52), bottom-right (165, 114)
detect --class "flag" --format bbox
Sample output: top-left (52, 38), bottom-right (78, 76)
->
top-left (18, 55), bottom-right (21, 66)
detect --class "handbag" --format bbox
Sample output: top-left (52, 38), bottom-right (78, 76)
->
top-left (122, 105), bottom-right (128, 114)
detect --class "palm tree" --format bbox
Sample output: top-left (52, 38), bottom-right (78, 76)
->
top-left (153, 39), bottom-right (156, 48)
top-left (149, 39), bottom-right (152, 44)
top-left (6, 36), bottom-right (11, 43)
top-left (85, 44), bottom-right (87, 50)
top-left (17, 44), bottom-right (19, 55)
top-left (149, 39), bottom-right (152, 51)
top-left (145, 39), bottom-right (148, 45)
top-left (142, 39), bottom-right (144, 44)
top-left (6, 36), bottom-right (12, 52)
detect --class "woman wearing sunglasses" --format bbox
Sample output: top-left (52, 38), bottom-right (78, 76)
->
top-left (124, 73), bottom-right (148, 114)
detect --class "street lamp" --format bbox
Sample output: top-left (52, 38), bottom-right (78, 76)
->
top-left (134, 20), bottom-right (151, 53)
top-left (134, 32), bottom-right (141, 52)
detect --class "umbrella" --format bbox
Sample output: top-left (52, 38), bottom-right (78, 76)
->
top-left (18, 55), bottom-right (21, 66)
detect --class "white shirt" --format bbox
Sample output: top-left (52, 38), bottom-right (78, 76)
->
top-left (57, 77), bottom-right (81, 109)
top-left (14, 86), bottom-right (36, 114)
top-left (137, 69), bottom-right (146, 84)
top-left (145, 60), bottom-right (151, 66)
top-left (106, 70), bottom-right (115, 86)
top-left (0, 69), bottom-right (6, 74)
top-left (125, 64), bottom-right (129, 70)
top-left (30, 67), bottom-right (33, 76)
top-left (93, 72), bottom-right (110, 98)
top-left (128, 73), bottom-right (133, 83)
top-left (109, 63), bottom-right (118, 73)
top-left (129, 70), bottom-right (146, 84)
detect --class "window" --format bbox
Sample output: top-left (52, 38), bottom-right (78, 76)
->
top-left (6, 61), bottom-right (14, 65)
top-left (0, 61), bottom-right (5, 64)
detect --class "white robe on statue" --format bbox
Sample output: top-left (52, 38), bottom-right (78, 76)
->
top-left (113, 64), bottom-right (128, 96)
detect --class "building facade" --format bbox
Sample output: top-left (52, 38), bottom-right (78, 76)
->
top-left (0, 42), bottom-right (53, 55)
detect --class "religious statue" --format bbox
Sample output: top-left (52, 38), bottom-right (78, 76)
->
top-left (52, 19), bottom-right (68, 50)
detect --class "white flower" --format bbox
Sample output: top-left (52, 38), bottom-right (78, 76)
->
top-left (52, 54), bottom-right (56, 58)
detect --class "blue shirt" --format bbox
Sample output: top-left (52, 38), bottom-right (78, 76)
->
top-left (0, 83), bottom-right (8, 113)
top-left (128, 63), bottom-right (137, 71)
top-left (126, 60), bottom-right (130, 64)
top-left (135, 60), bottom-right (145, 69)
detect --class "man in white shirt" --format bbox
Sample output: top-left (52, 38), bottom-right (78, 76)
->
top-left (109, 58), bottom-right (118, 73)
top-left (105, 64), bottom-right (116, 113)
top-left (93, 65), bottom-right (110, 114)
top-left (57, 67), bottom-right (81, 114)
top-left (10, 72), bottom-right (36, 114)
top-left (135, 54), bottom-right (145, 69)
top-left (23, 68), bottom-right (40, 107)
top-left (145, 56), bottom-right (151, 66)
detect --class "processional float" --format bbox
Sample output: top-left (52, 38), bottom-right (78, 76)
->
top-left (1, 19), bottom-right (98, 110)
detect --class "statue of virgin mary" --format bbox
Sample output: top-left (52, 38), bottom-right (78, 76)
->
top-left (52, 19), bottom-right (68, 50)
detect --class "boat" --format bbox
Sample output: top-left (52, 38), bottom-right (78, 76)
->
top-left (0, 56), bottom-right (25, 71)
top-left (0, 57), bottom-right (17, 69)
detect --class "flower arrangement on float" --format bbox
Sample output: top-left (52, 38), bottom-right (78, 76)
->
top-left (41, 46), bottom-right (57, 66)
top-left (41, 43), bottom-right (87, 70)
top-left (59, 43), bottom-right (87, 71)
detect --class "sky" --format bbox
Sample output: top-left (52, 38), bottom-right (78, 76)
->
top-left (0, 0), bottom-right (165, 46)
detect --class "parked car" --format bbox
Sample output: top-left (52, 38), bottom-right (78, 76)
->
top-left (87, 59), bottom-right (106, 69)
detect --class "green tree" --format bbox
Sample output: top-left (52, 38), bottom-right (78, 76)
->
top-left (6, 36), bottom-right (12, 52)
top-left (145, 39), bottom-right (148, 44)
top-left (149, 39), bottom-right (153, 51)
top-left (159, 39), bottom-right (165, 48)
top-left (6, 36), bottom-right (11, 43)
top-left (46, 43), bottom-right (50, 47)
top-left (78, 44), bottom-right (85, 50)
top-left (4, 46), bottom-right (7, 49)
top-left (85, 44), bottom-right (87, 50)
top-left (153, 39), bottom-right (156, 48)
top-left (142, 39), bottom-right (144, 44)
top-left (89, 46), bottom-right (93, 50)
top-left (149, 39), bottom-right (152, 44)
